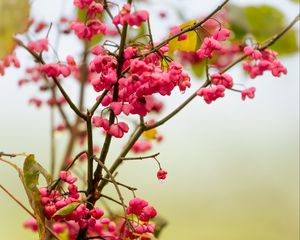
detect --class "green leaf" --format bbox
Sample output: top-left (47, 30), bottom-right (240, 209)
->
top-left (226, 4), bottom-right (250, 40)
top-left (227, 4), bottom-right (298, 55)
top-left (290, 0), bottom-right (299, 3)
top-left (152, 216), bottom-right (168, 238)
top-left (77, 9), bottom-right (103, 48)
top-left (77, 8), bottom-right (87, 23)
top-left (53, 202), bottom-right (81, 217)
top-left (23, 155), bottom-right (40, 191)
top-left (0, 0), bottom-right (30, 59)
top-left (191, 61), bottom-right (205, 78)
top-left (23, 155), bottom-right (46, 239)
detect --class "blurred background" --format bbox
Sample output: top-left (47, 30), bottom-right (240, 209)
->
top-left (0, 0), bottom-right (299, 239)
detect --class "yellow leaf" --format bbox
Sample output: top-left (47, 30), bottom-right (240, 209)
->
top-left (168, 20), bottom-right (199, 54)
top-left (0, 0), bottom-right (30, 59)
top-left (58, 229), bottom-right (70, 240)
top-left (143, 128), bottom-right (157, 140)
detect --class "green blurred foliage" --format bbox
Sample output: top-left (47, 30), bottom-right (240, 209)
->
top-left (227, 4), bottom-right (298, 54)
top-left (77, 8), bottom-right (103, 47)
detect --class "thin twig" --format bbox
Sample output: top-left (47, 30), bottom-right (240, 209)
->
top-left (93, 156), bottom-right (127, 215)
top-left (100, 194), bottom-right (128, 207)
top-left (121, 152), bottom-right (160, 161)
top-left (50, 104), bottom-right (56, 177)
top-left (0, 152), bottom-right (16, 158)
top-left (49, 83), bottom-right (72, 130)
top-left (89, 89), bottom-right (109, 115)
top-left (102, 178), bottom-right (137, 191)
top-left (49, 150), bottom-right (87, 191)
top-left (98, 125), bottom-right (146, 192)
top-left (145, 81), bottom-right (210, 130)
top-left (0, 184), bottom-right (34, 217)
top-left (0, 184), bottom-right (62, 240)
top-left (103, 0), bottom-right (122, 35)
top-left (93, 156), bottom-right (134, 231)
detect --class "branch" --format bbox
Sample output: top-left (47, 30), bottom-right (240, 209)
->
top-left (92, 0), bottom-right (133, 194)
top-left (50, 84), bottom-right (72, 130)
top-left (50, 104), bottom-right (56, 176)
top-left (86, 117), bottom-right (94, 198)
top-left (78, 43), bottom-right (89, 113)
top-left (145, 81), bottom-right (210, 130)
top-left (0, 183), bottom-right (34, 217)
top-left (93, 156), bottom-right (128, 220)
top-left (49, 150), bottom-right (87, 191)
top-left (51, 76), bottom-right (87, 120)
top-left (121, 152), bottom-right (160, 161)
top-left (97, 125), bottom-right (146, 192)
top-left (15, 38), bottom-right (87, 120)
top-left (89, 89), bottom-right (109, 116)
top-left (102, 177), bottom-right (137, 191)
top-left (0, 152), bottom-right (17, 158)
top-left (260, 13), bottom-right (300, 51)
top-left (100, 194), bottom-right (128, 207)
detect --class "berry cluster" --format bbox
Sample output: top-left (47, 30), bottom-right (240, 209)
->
top-left (90, 44), bottom-right (190, 138)
top-left (124, 197), bottom-right (157, 239)
top-left (196, 28), bottom-right (230, 59)
top-left (243, 46), bottom-right (287, 78)
top-left (113, 3), bottom-right (149, 27)
top-left (72, 0), bottom-right (106, 40)
top-left (40, 171), bottom-right (104, 230)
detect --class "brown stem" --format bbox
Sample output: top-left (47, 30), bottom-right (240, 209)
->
top-left (98, 125), bottom-right (145, 192)
top-left (50, 105), bottom-right (56, 176)
top-left (78, 42), bottom-right (89, 112)
top-left (121, 152), bottom-right (160, 161)
top-left (100, 194), bottom-right (127, 207)
top-left (89, 89), bottom-right (109, 115)
top-left (102, 177), bottom-right (137, 191)
top-left (92, 0), bottom-right (133, 198)
top-left (50, 85), bottom-right (72, 130)
top-left (86, 115), bottom-right (94, 201)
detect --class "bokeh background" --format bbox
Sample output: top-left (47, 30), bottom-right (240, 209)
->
top-left (0, 0), bottom-right (299, 239)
